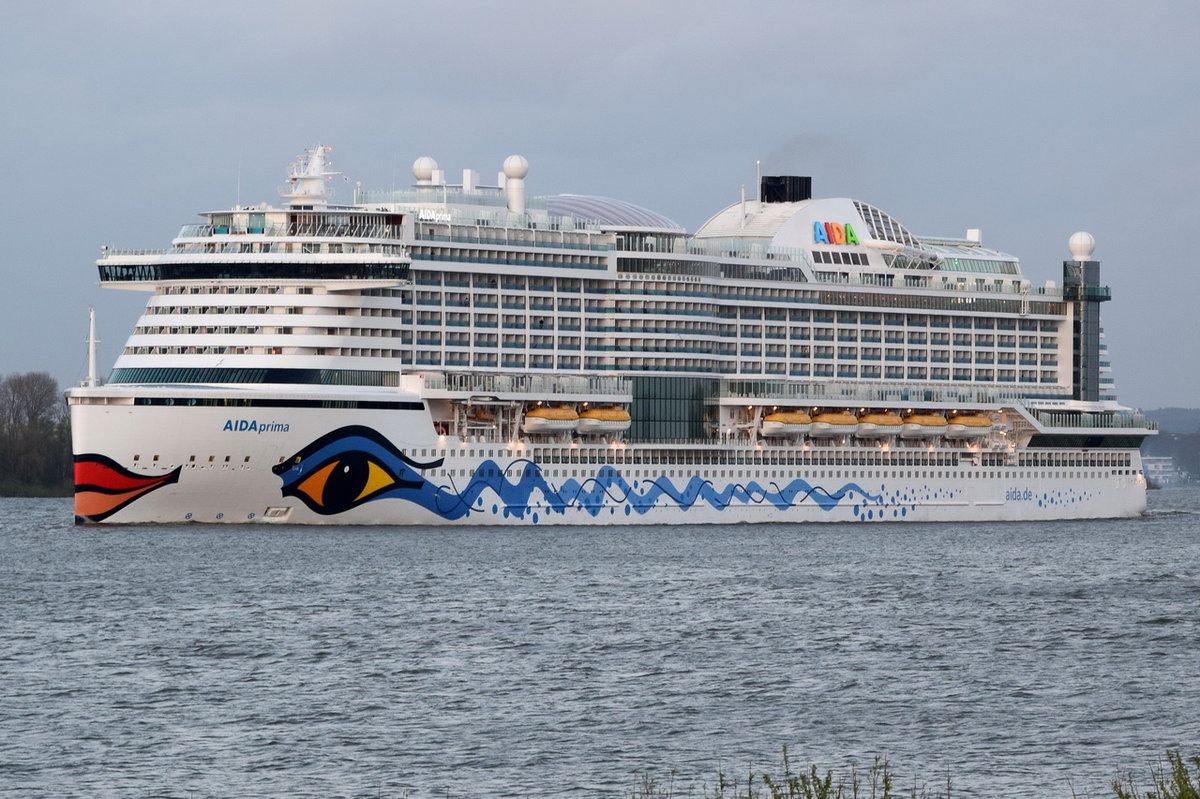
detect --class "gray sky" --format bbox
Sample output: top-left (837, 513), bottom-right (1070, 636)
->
top-left (2, 0), bottom-right (1197, 408)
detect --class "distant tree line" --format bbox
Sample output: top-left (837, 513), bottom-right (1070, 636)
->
top-left (0, 372), bottom-right (72, 496)
top-left (1144, 408), bottom-right (1200, 481)
top-left (1145, 432), bottom-right (1200, 480)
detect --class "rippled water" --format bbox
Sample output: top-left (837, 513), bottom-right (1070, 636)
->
top-left (3, 489), bottom-right (1199, 798)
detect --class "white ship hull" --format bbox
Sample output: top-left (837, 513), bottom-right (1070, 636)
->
top-left (71, 399), bottom-right (1148, 525)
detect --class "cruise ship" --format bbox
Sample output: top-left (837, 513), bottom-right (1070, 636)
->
top-left (68, 144), bottom-right (1156, 525)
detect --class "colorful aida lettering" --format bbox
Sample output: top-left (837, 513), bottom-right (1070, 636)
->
top-left (813, 221), bottom-right (860, 245)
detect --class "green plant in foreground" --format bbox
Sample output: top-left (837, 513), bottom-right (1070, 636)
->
top-left (1111, 751), bottom-right (1200, 799)
top-left (632, 747), bottom-right (1200, 799)
top-left (629, 746), bottom-right (950, 799)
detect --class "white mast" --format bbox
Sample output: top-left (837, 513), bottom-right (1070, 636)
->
top-left (279, 144), bottom-right (341, 206)
top-left (83, 306), bottom-right (102, 387)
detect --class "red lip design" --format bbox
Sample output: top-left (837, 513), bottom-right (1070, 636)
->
top-left (74, 454), bottom-right (181, 523)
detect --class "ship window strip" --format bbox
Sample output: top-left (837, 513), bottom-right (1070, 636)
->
top-left (109, 367), bottom-right (402, 387)
top-left (132, 397), bottom-right (425, 410)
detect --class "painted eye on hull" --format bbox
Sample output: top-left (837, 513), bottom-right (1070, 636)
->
top-left (274, 426), bottom-right (443, 516)
top-left (287, 451), bottom-right (404, 514)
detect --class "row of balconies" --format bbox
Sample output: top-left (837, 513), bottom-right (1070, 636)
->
top-left (122, 342), bottom-right (1064, 388)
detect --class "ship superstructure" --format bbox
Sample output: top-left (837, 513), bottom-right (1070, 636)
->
top-left (68, 145), bottom-right (1154, 524)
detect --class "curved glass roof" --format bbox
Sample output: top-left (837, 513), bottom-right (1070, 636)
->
top-left (853, 200), bottom-right (919, 248)
top-left (544, 194), bottom-right (684, 232)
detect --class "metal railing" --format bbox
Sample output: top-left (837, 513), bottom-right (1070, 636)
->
top-left (420, 371), bottom-right (632, 398)
top-left (720, 379), bottom-right (1024, 405)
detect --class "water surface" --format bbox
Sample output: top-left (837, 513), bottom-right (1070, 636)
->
top-left (3, 489), bottom-right (1198, 797)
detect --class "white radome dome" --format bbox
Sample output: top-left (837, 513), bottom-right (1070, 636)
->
top-left (1069, 231), bottom-right (1096, 261)
top-left (412, 156), bottom-right (438, 181)
top-left (503, 155), bottom-right (529, 180)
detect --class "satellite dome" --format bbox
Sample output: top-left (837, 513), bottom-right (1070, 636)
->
top-left (1068, 231), bottom-right (1095, 261)
top-left (412, 156), bottom-right (438, 182)
top-left (503, 155), bottom-right (529, 180)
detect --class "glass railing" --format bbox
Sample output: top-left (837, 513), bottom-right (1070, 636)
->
top-left (720, 378), bottom-right (1036, 406)
top-left (1028, 409), bottom-right (1156, 430)
top-left (418, 371), bottom-right (632, 398)
top-left (357, 186), bottom-right (535, 209)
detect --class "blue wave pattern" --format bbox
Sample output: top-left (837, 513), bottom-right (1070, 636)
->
top-left (274, 427), bottom-right (910, 522)
top-left (433, 459), bottom-right (888, 522)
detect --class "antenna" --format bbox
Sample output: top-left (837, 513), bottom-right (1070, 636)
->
top-left (279, 144), bottom-right (340, 206)
top-left (755, 160), bottom-right (761, 201)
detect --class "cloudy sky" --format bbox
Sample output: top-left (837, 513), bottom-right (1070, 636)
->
top-left (2, 0), bottom-right (1197, 408)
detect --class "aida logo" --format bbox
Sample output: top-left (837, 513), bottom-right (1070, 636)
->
top-left (813, 221), bottom-right (860, 245)
top-left (222, 419), bottom-right (290, 434)
top-left (418, 208), bottom-right (452, 223)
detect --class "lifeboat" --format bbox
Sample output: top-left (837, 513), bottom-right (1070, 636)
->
top-left (945, 413), bottom-right (993, 438)
top-left (810, 411), bottom-right (859, 437)
top-left (854, 411), bottom-right (903, 438)
top-left (522, 405), bottom-right (579, 434)
top-left (900, 413), bottom-right (948, 439)
top-left (576, 406), bottom-right (632, 435)
top-left (760, 410), bottom-right (812, 437)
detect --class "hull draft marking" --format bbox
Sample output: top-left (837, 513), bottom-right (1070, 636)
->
top-left (276, 426), bottom-right (890, 522)
top-left (74, 454), bottom-right (182, 522)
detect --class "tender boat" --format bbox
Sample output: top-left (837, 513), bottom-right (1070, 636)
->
top-left (945, 413), bottom-right (993, 438)
top-left (760, 410), bottom-right (813, 437)
top-left (900, 413), bottom-right (948, 439)
top-left (576, 407), bottom-right (632, 435)
top-left (809, 411), bottom-right (859, 437)
top-left (523, 406), bottom-right (579, 434)
top-left (854, 411), bottom-right (904, 438)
